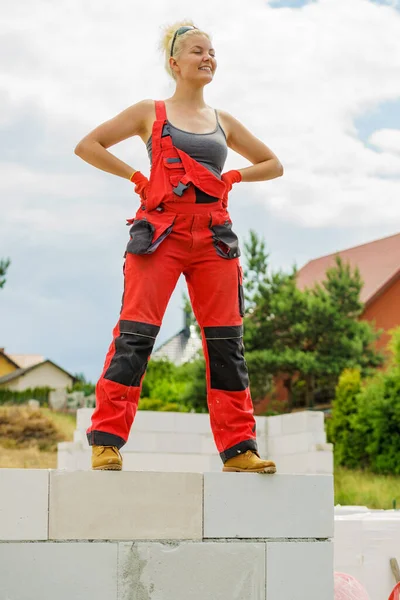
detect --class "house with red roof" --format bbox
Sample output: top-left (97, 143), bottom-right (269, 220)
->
top-left (254, 231), bottom-right (400, 413)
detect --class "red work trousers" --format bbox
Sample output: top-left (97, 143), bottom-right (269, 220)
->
top-left (86, 200), bottom-right (258, 463)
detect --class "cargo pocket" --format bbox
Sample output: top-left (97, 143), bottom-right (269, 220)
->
top-left (126, 212), bottom-right (175, 255)
top-left (210, 218), bottom-right (241, 260)
top-left (238, 265), bottom-right (245, 317)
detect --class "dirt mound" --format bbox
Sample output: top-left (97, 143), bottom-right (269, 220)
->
top-left (0, 406), bottom-right (67, 451)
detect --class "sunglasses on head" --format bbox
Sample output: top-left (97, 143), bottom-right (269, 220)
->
top-left (170, 25), bottom-right (198, 57)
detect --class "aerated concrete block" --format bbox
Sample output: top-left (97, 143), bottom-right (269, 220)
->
top-left (266, 415), bottom-right (282, 437)
top-left (204, 473), bottom-right (334, 539)
top-left (57, 441), bottom-right (91, 470)
top-left (121, 451), bottom-right (214, 473)
top-left (49, 470), bottom-right (203, 540)
top-left (0, 469), bottom-right (49, 540)
top-left (118, 541), bottom-right (266, 600)
top-left (0, 542), bottom-right (118, 600)
top-left (267, 431), bottom-right (326, 455)
top-left (122, 431), bottom-right (158, 453)
top-left (266, 541), bottom-right (334, 600)
top-left (281, 411), bottom-right (325, 435)
top-left (271, 450), bottom-right (333, 474)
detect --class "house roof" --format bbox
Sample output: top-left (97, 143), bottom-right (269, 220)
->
top-left (0, 350), bottom-right (20, 369)
top-left (296, 231), bottom-right (400, 306)
top-left (0, 359), bottom-right (76, 386)
top-left (8, 354), bottom-right (44, 369)
top-left (152, 325), bottom-right (202, 366)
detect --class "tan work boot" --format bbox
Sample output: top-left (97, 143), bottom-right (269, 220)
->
top-left (223, 450), bottom-right (276, 474)
top-left (91, 445), bottom-right (122, 471)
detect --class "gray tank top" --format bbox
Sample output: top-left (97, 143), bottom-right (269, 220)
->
top-left (146, 109), bottom-right (228, 179)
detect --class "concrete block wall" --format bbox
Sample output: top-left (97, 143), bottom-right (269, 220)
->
top-left (58, 409), bottom-right (333, 474)
top-left (0, 469), bottom-right (334, 600)
top-left (334, 510), bottom-right (400, 600)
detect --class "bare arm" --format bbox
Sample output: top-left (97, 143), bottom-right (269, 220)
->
top-left (219, 110), bottom-right (284, 182)
top-left (74, 99), bottom-right (152, 180)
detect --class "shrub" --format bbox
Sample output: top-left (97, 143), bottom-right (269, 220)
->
top-left (328, 368), bottom-right (368, 469)
top-left (138, 397), bottom-right (189, 412)
top-left (0, 387), bottom-right (52, 406)
top-left (330, 327), bottom-right (400, 474)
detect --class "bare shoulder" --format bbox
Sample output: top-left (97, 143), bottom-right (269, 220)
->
top-left (75, 98), bottom-right (155, 150)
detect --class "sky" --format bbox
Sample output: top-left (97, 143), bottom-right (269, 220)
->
top-left (1, 0), bottom-right (400, 382)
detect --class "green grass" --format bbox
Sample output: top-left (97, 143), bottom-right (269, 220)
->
top-left (41, 407), bottom-right (76, 440)
top-left (334, 465), bottom-right (400, 509)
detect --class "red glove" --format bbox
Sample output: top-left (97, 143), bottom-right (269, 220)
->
top-left (221, 169), bottom-right (242, 205)
top-left (130, 171), bottom-right (149, 201)
top-left (221, 169), bottom-right (242, 192)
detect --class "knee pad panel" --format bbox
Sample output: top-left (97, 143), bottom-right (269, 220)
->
top-left (104, 320), bottom-right (160, 387)
top-left (204, 325), bottom-right (249, 391)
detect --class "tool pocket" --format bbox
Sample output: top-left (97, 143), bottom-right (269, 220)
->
top-left (210, 215), bottom-right (241, 260)
top-left (238, 265), bottom-right (245, 317)
top-left (126, 212), bottom-right (175, 255)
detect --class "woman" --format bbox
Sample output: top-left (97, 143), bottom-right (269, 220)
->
top-left (74, 20), bottom-right (283, 473)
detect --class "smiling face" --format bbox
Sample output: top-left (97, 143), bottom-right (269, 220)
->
top-left (170, 33), bottom-right (217, 85)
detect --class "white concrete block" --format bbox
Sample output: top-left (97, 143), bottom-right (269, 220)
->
top-left (267, 431), bottom-right (326, 455)
top-left (73, 429), bottom-right (85, 443)
top-left (334, 518), bottom-right (364, 568)
top-left (57, 441), bottom-right (91, 470)
top-left (266, 415), bottom-right (282, 437)
top-left (121, 451), bottom-right (216, 473)
top-left (0, 469), bottom-right (49, 540)
top-left (255, 415), bottom-right (269, 435)
top-left (204, 473), bottom-right (334, 539)
top-left (334, 505), bottom-right (369, 516)
top-left (123, 431), bottom-right (158, 452)
top-left (153, 432), bottom-right (203, 454)
top-left (0, 542), bottom-right (118, 600)
top-left (266, 541), bottom-right (334, 600)
top-left (49, 470), bottom-right (203, 540)
top-left (118, 541), bottom-right (266, 600)
top-left (271, 451), bottom-right (333, 474)
top-left (172, 412), bottom-right (212, 434)
top-left (281, 411), bottom-right (325, 435)
top-left (201, 433), bottom-right (217, 455)
top-left (132, 410), bottom-right (178, 432)
top-left (361, 516), bottom-right (400, 600)
top-left (76, 407), bottom-right (93, 432)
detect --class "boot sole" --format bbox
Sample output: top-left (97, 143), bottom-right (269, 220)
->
top-left (222, 466), bottom-right (277, 474)
top-left (92, 464), bottom-right (122, 471)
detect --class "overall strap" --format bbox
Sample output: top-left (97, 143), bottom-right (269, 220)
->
top-left (155, 100), bottom-right (167, 121)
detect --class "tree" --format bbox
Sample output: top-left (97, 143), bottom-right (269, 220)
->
top-left (0, 258), bottom-right (10, 289)
top-left (243, 232), bottom-right (385, 409)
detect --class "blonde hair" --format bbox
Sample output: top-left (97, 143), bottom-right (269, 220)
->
top-left (158, 20), bottom-right (212, 80)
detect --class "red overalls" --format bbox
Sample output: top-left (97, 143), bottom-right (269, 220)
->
top-left (86, 100), bottom-right (258, 463)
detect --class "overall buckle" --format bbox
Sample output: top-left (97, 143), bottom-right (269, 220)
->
top-left (173, 181), bottom-right (190, 196)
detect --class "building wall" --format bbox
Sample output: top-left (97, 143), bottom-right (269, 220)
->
top-left (361, 275), bottom-right (400, 354)
top-left (0, 355), bottom-right (17, 378)
top-left (0, 362), bottom-right (73, 391)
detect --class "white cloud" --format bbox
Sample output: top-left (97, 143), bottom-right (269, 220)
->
top-left (369, 128), bottom-right (400, 154)
top-left (1, 0), bottom-right (400, 378)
